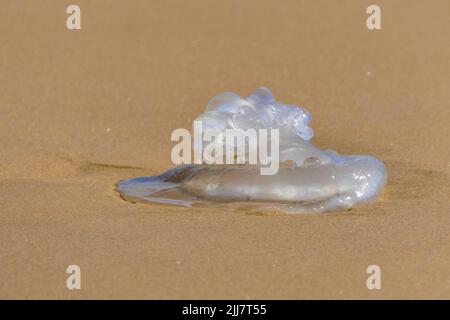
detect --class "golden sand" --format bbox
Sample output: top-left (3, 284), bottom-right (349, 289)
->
top-left (0, 0), bottom-right (449, 299)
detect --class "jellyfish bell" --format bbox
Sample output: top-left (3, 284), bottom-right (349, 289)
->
top-left (116, 87), bottom-right (387, 213)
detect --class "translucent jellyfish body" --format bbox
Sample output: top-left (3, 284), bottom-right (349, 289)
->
top-left (116, 88), bottom-right (387, 213)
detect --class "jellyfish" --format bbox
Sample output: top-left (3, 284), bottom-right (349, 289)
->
top-left (116, 87), bottom-right (387, 213)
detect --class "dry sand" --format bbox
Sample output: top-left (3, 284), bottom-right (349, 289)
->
top-left (0, 0), bottom-right (449, 299)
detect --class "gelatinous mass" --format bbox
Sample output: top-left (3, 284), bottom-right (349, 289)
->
top-left (116, 88), bottom-right (387, 213)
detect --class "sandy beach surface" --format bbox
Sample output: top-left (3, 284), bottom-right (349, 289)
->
top-left (1, 0), bottom-right (449, 299)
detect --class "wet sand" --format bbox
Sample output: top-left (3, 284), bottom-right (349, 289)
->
top-left (0, 0), bottom-right (449, 299)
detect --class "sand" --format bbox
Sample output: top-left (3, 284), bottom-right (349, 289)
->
top-left (0, 0), bottom-right (449, 299)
